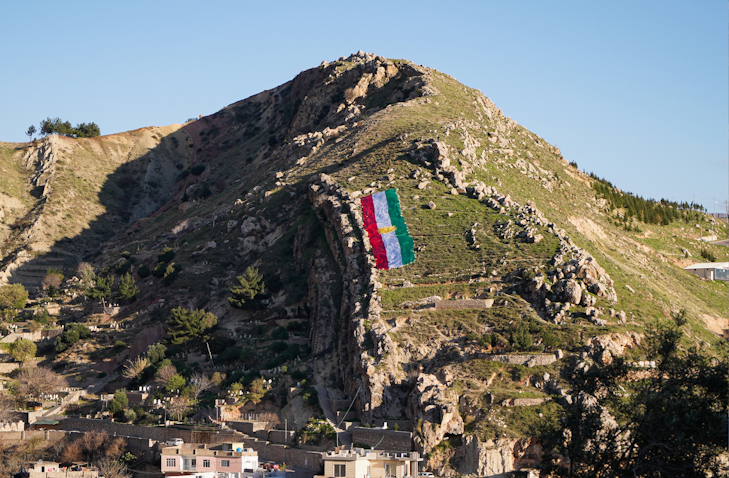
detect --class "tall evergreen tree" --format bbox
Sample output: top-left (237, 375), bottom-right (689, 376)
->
top-left (115, 273), bottom-right (139, 302)
top-left (228, 267), bottom-right (265, 308)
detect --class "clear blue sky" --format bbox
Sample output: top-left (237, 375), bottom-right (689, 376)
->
top-left (1, 1), bottom-right (726, 212)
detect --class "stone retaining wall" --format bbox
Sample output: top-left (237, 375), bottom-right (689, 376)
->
top-left (433, 299), bottom-right (494, 310)
top-left (486, 354), bottom-right (557, 367)
top-left (61, 418), bottom-right (241, 444)
top-left (501, 398), bottom-right (550, 407)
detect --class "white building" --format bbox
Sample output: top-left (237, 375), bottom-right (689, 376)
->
top-left (683, 262), bottom-right (729, 281)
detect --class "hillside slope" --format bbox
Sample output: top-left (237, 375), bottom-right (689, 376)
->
top-left (0, 51), bottom-right (726, 474)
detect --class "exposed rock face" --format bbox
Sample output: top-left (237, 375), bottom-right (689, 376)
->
top-left (409, 374), bottom-right (464, 453)
top-left (588, 331), bottom-right (643, 365)
top-left (459, 436), bottom-right (515, 476)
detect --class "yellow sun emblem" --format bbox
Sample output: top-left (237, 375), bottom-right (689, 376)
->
top-left (378, 226), bottom-right (397, 234)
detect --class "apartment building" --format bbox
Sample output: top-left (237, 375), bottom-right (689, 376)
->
top-left (321, 448), bottom-right (421, 478)
top-left (161, 442), bottom-right (258, 478)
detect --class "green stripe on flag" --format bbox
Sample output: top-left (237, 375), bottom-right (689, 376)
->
top-left (385, 189), bottom-right (415, 265)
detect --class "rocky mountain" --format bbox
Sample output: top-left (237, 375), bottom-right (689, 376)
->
top-left (0, 51), bottom-right (726, 474)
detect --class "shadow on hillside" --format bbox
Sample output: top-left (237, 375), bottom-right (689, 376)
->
top-left (7, 129), bottom-right (195, 297)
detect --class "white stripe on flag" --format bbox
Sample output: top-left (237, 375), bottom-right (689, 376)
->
top-left (372, 192), bottom-right (393, 229)
top-left (381, 231), bottom-right (403, 268)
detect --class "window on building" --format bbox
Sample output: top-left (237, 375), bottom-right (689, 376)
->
top-left (385, 464), bottom-right (393, 477)
top-left (334, 464), bottom-right (346, 477)
top-left (221, 460), bottom-right (230, 467)
top-left (166, 459), bottom-right (176, 467)
top-left (203, 460), bottom-right (211, 468)
top-left (191, 459), bottom-right (196, 467)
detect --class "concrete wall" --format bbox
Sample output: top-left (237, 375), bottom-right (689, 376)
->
top-left (268, 430), bottom-right (294, 445)
top-left (335, 410), bottom-right (359, 423)
top-left (350, 428), bottom-right (413, 452)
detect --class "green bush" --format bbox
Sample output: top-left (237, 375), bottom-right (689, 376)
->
top-left (286, 321), bottom-right (306, 333)
top-left (152, 263), bottom-right (167, 278)
top-left (700, 248), bottom-right (717, 262)
top-left (137, 264), bottom-right (151, 278)
top-left (478, 334), bottom-right (492, 348)
top-left (271, 326), bottom-right (289, 340)
top-left (162, 263), bottom-right (182, 286)
top-left (218, 346), bottom-right (242, 363)
top-left (269, 341), bottom-right (288, 354)
top-left (190, 164), bottom-right (206, 175)
top-left (543, 330), bottom-right (560, 348)
top-left (158, 247), bottom-right (175, 264)
top-left (55, 323), bottom-right (91, 352)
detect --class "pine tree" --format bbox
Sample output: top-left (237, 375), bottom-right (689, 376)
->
top-left (86, 275), bottom-right (114, 301)
top-left (228, 267), bottom-right (265, 309)
top-left (115, 273), bottom-right (139, 302)
top-left (167, 307), bottom-right (217, 345)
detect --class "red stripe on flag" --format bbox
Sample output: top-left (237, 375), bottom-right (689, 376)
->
top-left (361, 195), bottom-right (389, 269)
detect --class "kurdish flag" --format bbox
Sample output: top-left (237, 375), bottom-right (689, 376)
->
top-left (361, 189), bottom-right (415, 269)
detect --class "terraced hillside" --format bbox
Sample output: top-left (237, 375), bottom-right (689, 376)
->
top-left (0, 52), bottom-right (726, 475)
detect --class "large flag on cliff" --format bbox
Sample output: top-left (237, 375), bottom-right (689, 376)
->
top-left (361, 189), bottom-right (415, 269)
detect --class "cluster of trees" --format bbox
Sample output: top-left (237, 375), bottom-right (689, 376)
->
top-left (55, 322), bottom-right (91, 352)
top-left (542, 311), bottom-right (728, 476)
top-left (591, 173), bottom-right (705, 225)
top-left (86, 272), bottom-right (139, 303)
top-left (28, 117), bottom-right (101, 139)
top-left (149, 247), bottom-right (181, 286)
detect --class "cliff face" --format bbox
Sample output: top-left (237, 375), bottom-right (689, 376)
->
top-left (1, 51), bottom-right (726, 475)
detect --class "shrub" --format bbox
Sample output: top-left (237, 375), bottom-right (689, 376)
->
top-left (512, 323), bottom-right (533, 351)
top-left (286, 321), bottom-right (306, 333)
top-left (9, 338), bottom-right (36, 362)
top-left (543, 330), bottom-right (560, 349)
top-left (700, 248), bottom-right (717, 262)
top-left (271, 326), bottom-right (289, 341)
top-left (158, 247), bottom-right (175, 264)
top-left (55, 323), bottom-right (91, 352)
top-left (190, 164), bottom-right (206, 175)
top-left (478, 334), bottom-right (492, 348)
top-left (124, 409), bottom-right (137, 423)
top-left (269, 341), bottom-right (288, 354)
top-left (218, 347), bottom-right (242, 363)
top-left (152, 263), bottom-right (167, 278)
top-left (162, 263), bottom-right (182, 286)
top-left (137, 264), bottom-right (151, 278)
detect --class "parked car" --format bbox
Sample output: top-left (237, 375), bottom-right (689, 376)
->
top-left (166, 438), bottom-right (184, 446)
